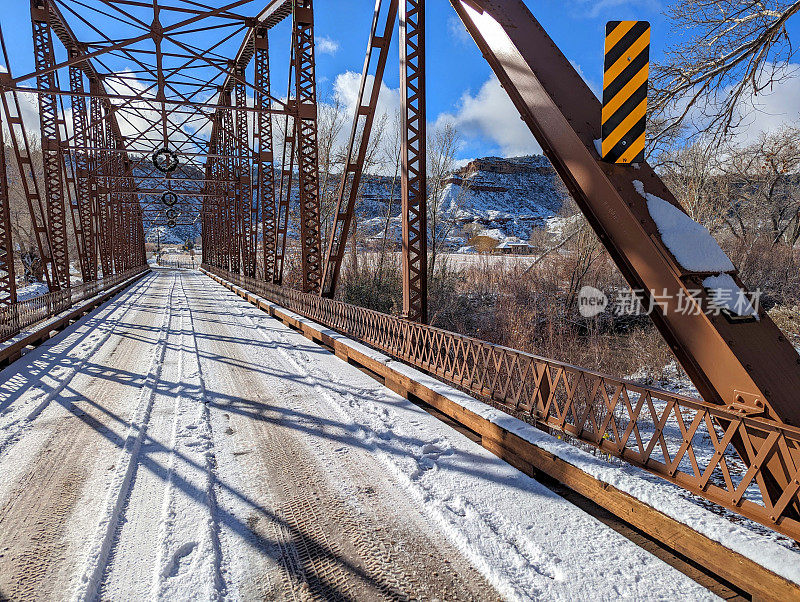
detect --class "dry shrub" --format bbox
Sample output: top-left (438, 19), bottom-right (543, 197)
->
top-left (723, 237), bottom-right (800, 308)
top-left (337, 252), bottom-right (402, 314)
top-left (769, 305), bottom-right (800, 342)
top-left (302, 234), bottom-right (797, 388)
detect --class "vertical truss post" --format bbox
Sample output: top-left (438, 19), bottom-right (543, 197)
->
top-left (321, 0), bottom-right (398, 298)
top-left (399, 0), bottom-right (428, 322)
top-left (222, 99), bottom-right (238, 273)
top-left (274, 43), bottom-right (296, 286)
top-left (0, 75), bottom-right (52, 290)
top-left (90, 91), bottom-right (112, 277)
top-left (209, 114), bottom-right (223, 270)
top-left (0, 116), bottom-right (16, 306)
top-left (274, 118), bottom-right (295, 285)
top-left (292, 0), bottom-right (323, 293)
top-left (31, 1), bottom-right (69, 289)
top-left (106, 108), bottom-right (120, 274)
top-left (254, 27), bottom-right (277, 283)
top-left (234, 66), bottom-right (253, 277)
top-left (69, 62), bottom-right (97, 281)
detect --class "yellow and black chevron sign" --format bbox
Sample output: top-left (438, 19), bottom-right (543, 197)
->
top-left (601, 21), bottom-right (650, 164)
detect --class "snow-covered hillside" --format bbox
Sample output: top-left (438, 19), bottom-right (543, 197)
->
top-left (138, 155), bottom-right (568, 249)
top-left (359, 155), bottom-right (568, 247)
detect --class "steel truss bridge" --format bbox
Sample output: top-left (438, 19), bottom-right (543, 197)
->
top-left (0, 0), bottom-right (799, 584)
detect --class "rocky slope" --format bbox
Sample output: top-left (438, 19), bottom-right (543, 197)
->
top-left (141, 155), bottom-right (568, 248)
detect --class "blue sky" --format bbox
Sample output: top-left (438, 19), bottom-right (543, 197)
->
top-left (2, 1), bottom-right (798, 163)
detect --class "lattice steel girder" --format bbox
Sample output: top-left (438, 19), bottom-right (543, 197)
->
top-left (91, 92), bottom-right (113, 277)
top-left (0, 117), bottom-right (16, 306)
top-left (69, 62), bottom-right (98, 282)
top-left (222, 102), bottom-right (238, 273)
top-left (234, 67), bottom-right (255, 277)
top-left (32, 3), bottom-right (69, 290)
top-left (400, 0), bottom-right (428, 323)
top-left (274, 41), bottom-right (297, 286)
top-left (451, 0), bottom-right (800, 515)
top-left (321, 0), bottom-right (398, 299)
top-left (254, 28), bottom-right (278, 283)
top-left (292, 0), bottom-right (323, 294)
top-left (0, 69), bottom-right (53, 291)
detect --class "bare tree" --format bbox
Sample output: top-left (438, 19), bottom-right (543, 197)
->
top-left (317, 97), bottom-right (348, 246)
top-left (650, 0), bottom-right (800, 147)
top-left (426, 120), bottom-right (469, 275)
top-left (658, 138), bottom-right (729, 231)
top-left (717, 126), bottom-right (800, 245)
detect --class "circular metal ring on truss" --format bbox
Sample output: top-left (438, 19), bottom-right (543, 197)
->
top-left (152, 147), bottom-right (179, 173)
top-left (161, 191), bottom-right (178, 206)
top-left (167, 220), bottom-right (177, 228)
top-left (166, 208), bottom-right (178, 219)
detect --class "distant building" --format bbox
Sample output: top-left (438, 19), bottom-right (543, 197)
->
top-left (495, 237), bottom-right (535, 255)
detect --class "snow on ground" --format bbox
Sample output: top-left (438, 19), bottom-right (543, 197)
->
top-left (196, 275), bottom-right (719, 600)
top-left (0, 269), bottom-right (725, 601)
top-left (243, 285), bottom-right (800, 588)
top-left (16, 281), bottom-right (49, 300)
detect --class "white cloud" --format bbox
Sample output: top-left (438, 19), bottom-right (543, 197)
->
top-left (332, 70), bottom-right (400, 118)
top-left (727, 65), bottom-right (800, 144)
top-left (436, 75), bottom-right (540, 157)
top-left (570, 60), bottom-right (601, 99)
top-left (316, 36), bottom-right (340, 55)
top-left (575, 0), bottom-right (661, 19)
top-left (669, 62), bottom-right (800, 146)
top-left (448, 15), bottom-right (473, 46)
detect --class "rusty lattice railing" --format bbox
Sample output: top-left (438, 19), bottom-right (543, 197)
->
top-left (0, 266), bottom-right (149, 343)
top-left (203, 265), bottom-right (800, 543)
top-left (156, 257), bottom-right (197, 270)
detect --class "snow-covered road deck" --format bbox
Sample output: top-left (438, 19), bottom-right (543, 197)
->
top-left (0, 269), bottom-right (718, 600)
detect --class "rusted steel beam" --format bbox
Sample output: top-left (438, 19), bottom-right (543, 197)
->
top-left (69, 63), bottom-right (98, 282)
top-left (292, 0), bottom-right (323, 294)
top-left (451, 0), bottom-right (800, 517)
top-left (0, 62), bottom-right (53, 291)
top-left (222, 99), bottom-right (238, 273)
top-left (274, 43), bottom-right (297, 286)
top-left (32, 3), bottom-right (69, 290)
top-left (0, 118), bottom-right (16, 307)
top-left (321, 0), bottom-right (398, 299)
top-left (3, 86), bottom-right (294, 115)
top-left (91, 91), bottom-right (113, 277)
top-left (254, 28), bottom-right (277, 283)
top-left (234, 65), bottom-right (255, 277)
top-left (399, 0), bottom-right (428, 323)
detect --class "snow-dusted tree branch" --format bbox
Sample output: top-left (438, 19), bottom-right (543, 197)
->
top-left (650, 0), bottom-right (800, 149)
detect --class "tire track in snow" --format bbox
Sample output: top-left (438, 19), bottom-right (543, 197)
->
top-left (198, 275), bottom-right (497, 601)
top-left (70, 271), bottom-right (179, 602)
top-left (149, 272), bottom-right (224, 600)
top-left (205, 281), bottom-right (592, 601)
top-left (0, 273), bottom-right (158, 458)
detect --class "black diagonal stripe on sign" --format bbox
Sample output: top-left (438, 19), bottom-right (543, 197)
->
top-left (602, 49), bottom-right (649, 105)
top-left (606, 21), bottom-right (623, 38)
top-left (604, 21), bottom-right (649, 71)
top-left (601, 81), bottom-right (647, 138)
top-left (603, 117), bottom-right (646, 163)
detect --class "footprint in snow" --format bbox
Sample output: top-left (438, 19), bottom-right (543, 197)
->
top-left (162, 541), bottom-right (198, 579)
